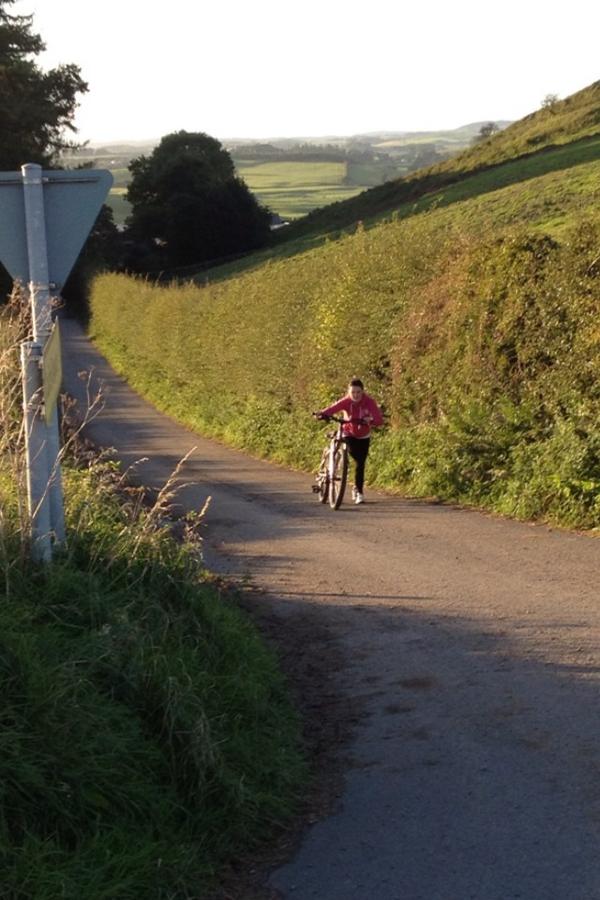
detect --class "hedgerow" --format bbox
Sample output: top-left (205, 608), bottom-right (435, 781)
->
top-left (90, 208), bottom-right (600, 529)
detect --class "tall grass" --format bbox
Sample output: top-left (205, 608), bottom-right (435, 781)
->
top-left (0, 294), bottom-right (305, 898)
top-left (0, 285), bottom-right (32, 567)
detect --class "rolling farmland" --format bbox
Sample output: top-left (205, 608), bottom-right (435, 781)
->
top-left (105, 158), bottom-right (406, 224)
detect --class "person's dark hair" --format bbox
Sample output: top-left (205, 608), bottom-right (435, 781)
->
top-left (349, 378), bottom-right (364, 389)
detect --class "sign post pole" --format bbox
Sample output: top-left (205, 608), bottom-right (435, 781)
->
top-left (20, 341), bottom-right (52, 563)
top-left (21, 163), bottom-right (65, 548)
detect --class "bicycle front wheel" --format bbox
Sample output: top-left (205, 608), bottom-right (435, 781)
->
top-left (329, 441), bottom-right (348, 509)
top-left (316, 447), bottom-right (329, 504)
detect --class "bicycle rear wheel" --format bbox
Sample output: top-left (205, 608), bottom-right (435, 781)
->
top-left (329, 441), bottom-right (348, 509)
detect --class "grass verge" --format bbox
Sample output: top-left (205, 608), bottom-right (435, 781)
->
top-left (0, 298), bottom-right (306, 900)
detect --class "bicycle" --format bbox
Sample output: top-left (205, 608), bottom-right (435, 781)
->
top-left (312, 415), bottom-right (365, 510)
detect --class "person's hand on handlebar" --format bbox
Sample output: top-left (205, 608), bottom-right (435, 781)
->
top-left (313, 413), bottom-right (369, 425)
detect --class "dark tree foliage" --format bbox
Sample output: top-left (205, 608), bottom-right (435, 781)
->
top-left (0, 0), bottom-right (88, 169)
top-left (126, 131), bottom-right (271, 269)
top-left (475, 122), bottom-right (500, 142)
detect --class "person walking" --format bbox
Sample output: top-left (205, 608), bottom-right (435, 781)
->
top-left (314, 378), bottom-right (383, 504)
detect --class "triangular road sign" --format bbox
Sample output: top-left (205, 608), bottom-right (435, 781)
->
top-left (0, 169), bottom-right (113, 286)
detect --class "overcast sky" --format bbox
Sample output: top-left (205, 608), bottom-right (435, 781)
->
top-left (13, 0), bottom-right (600, 144)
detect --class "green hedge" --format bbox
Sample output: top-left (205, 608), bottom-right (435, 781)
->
top-left (90, 213), bottom-right (600, 528)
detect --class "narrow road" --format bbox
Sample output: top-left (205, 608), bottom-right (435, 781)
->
top-left (62, 319), bottom-right (600, 900)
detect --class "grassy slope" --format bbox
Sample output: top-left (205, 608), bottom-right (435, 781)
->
top-left (192, 134), bottom-right (600, 287)
top-left (90, 218), bottom-right (600, 529)
top-left (90, 81), bottom-right (600, 529)
top-left (389, 135), bottom-right (600, 235)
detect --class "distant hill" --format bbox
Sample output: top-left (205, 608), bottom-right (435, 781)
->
top-left (78, 121), bottom-right (513, 162)
top-left (368, 122), bottom-right (512, 146)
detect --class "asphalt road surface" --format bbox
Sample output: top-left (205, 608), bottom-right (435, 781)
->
top-left (62, 318), bottom-right (600, 900)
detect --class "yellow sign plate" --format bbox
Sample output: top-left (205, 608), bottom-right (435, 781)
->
top-left (42, 320), bottom-right (62, 424)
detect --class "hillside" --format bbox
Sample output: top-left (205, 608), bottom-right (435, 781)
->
top-left (89, 80), bottom-right (600, 530)
top-left (280, 81), bottom-right (600, 238)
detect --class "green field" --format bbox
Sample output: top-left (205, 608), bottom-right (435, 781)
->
top-left (345, 161), bottom-right (405, 186)
top-left (374, 136), bottom-right (466, 149)
top-left (105, 161), bottom-right (363, 224)
top-left (234, 159), bottom-right (361, 218)
top-left (108, 166), bottom-right (130, 187)
top-left (104, 158), bottom-right (407, 224)
top-left (109, 134), bottom-right (600, 242)
top-left (108, 187), bottom-right (131, 225)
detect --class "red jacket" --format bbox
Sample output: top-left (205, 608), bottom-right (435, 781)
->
top-left (320, 393), bottom-right (383, 439)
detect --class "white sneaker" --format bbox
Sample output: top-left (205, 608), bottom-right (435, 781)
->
top-left (354, 492), bottom-right (364, 505)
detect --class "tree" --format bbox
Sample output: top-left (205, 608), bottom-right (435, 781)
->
top-left (476, 122), bottom-right (500, 142)
top-left (126, 131), bottom-right (271, 268)
top-left (0, 1), bottom-right (88, 169)
top-left (542, 93), bottom-right (559, 113)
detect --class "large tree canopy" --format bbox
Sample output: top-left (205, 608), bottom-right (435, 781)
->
top-left (0, 0), bottom-right (87, 169)
top-left (127, 131), bottom-right (271, 268)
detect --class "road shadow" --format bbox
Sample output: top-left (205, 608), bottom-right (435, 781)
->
top-left (261, 594), bottom-right (600, 900)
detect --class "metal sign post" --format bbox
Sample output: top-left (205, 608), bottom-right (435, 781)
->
top-left (0, 163), bottom-right (113, 561)
top-left (20, 340), bottom-right (52, 562)
top-left (21, 164), bottom-right (65, 547)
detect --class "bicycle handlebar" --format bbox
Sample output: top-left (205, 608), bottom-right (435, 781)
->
top-left (312, 413), bottom-right (368, 425)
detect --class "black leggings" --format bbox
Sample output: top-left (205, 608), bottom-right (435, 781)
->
top-left (345, 437), bottom-right (370, 493)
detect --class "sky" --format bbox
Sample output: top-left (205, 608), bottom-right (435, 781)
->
top-left (12, 0), bottom-right (600, 145)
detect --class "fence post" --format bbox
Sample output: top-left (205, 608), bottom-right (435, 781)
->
top-left (20, 341), bottom-right (52, 563)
